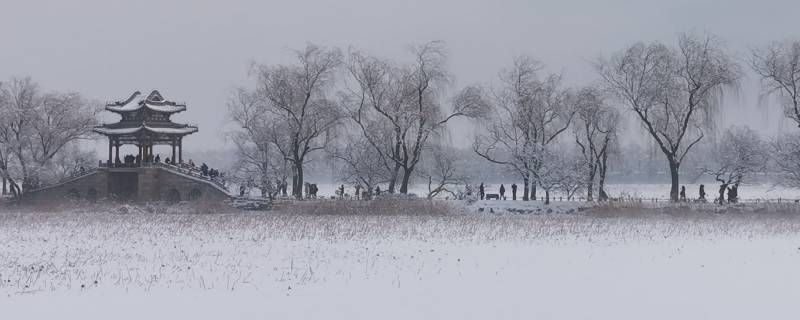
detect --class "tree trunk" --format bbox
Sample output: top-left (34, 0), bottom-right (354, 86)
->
top-left (295, 164), bottom-right (304, 200)
top-left (388, 162), bottom-right (401, 193)
top-left (399, 167), bottom-right (413, 194)
top-left (598, 152), bottom-right (608, 201)
top-left (2, 177), bottom-right (6, 195)
top-left (291, 165), bottom-right (298, 198)
top-left (9, 178), bottom-right (20, 198)
top-left (522, 177), bottom-right (530, 201)
top-left (586, 168), bottom-right (595, 201)
top-left (545, 189), bottom-right (550, 205)
top-left (531, 183), bottom-right (537, 201)
top-left (668, 160), bottom-right (680, 202)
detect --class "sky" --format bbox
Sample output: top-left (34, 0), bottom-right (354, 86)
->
top-left (1, 0), bottom-right (799, 156)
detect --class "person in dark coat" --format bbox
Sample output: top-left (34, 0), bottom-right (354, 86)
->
top-left (699, 184), bottom-right (706, 201)
top-left (679, 186), bottom-right (686, 201)
top-left (338, 184), bottom-right (345, 199)
top-left (355, 185), bottom-right (361, 200)
top-left (511, 183), bottom-right (517, 200)
top-left (200, 163), bottom-right (209, 176)
top-left (479, 183), bottom-right (485, 200)
top-left (728, 184), bottom-right (738, 204)
top-left (375, 185), bottom-right (381, 196)
top-left (499, 184), bottom-right (506, 200)
top-left (155, 154), bottom-right (160, 163)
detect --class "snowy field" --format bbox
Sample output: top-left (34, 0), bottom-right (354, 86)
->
top-left (2, 201), bottom-right (800, 319)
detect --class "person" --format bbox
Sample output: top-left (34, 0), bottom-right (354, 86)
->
top-left (355, 185), bottom-right (361, 200)
top-left (511, 183), bottom-right (517, 201)
top-left (679, 186), bottom-right (686, 201)
top-left (79, 166), bottom-right (85, 173)
top-left (200, 163), bottom-right (209, 176)
top-left (718, 184), bottom-right (727, 205)
top-left (239, 184), bottom-right (246, 197)
top-left (499, 184), bottom-right (506, 200)
top-left (338, 184), bottom-right (345, 199)
top-left (165, 157), bottom-right (171, 164)
top-left (728, 184), bottom-right (738, 204)
top-left (699, 184), bottom-right (706, 201)
top-left (479, 183), bottom-right (485, 200)
top-left (375, 185), bottom-right (381, 196)
top-left (155, 154), bottom-right (160, 163)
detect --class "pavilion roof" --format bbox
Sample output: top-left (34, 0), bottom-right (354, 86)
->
top-left (93, 124), bottom-right (198, 136)
top-left (105, 90), bottom-right (187, 114)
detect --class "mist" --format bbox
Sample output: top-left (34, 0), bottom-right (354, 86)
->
top-left (1, 0), bottom-right (798, 156)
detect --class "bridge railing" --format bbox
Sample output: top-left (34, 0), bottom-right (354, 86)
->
top-left (142, 162), bottom-right (229, 192)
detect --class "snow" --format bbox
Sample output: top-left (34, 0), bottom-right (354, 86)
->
top-left (143, 125), bottom-right (198, 135)
top-left (92, 126), bottom-right (144, 135)
top-left (142, 102), bottom-right (186, 113)
top-left (92, 125), bottom-right (198, 135)
top-left (104, 91), bottom-right (186, 114)
top-left (312, 182), bottom-right (800, 201)
top-left (2, 206), bottom-right (800, 319)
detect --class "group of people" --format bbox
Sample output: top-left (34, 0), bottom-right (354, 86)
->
top-left (304, 182), bottom-right (319, 199)
top-left (678, 183), bottom-right (739, 204)
top-left (476, 182), bottom-right (519, 200)
top-left (333, 184), bottom-right (383, 200)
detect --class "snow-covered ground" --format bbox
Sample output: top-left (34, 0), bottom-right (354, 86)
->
top-left (2, 204), bottom-right (800, 319)
top-left (312, 182), bottom-right (800, 201)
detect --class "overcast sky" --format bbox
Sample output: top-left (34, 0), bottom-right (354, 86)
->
top-left (1, 0), bottom-right (799, 155)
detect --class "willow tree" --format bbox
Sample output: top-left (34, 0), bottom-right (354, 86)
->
top-left (751, 40), bottom-right (800, 128)
top-left (573, 86), bottom-right (620, 201)
top-left (596, 33), bottom-right (741, 201)
top-left (244, 44), bottom-right (343, 199)
top-left (342, 41), bottom-right (487, 194)
top-left (0, 77), bottom-right (98, 197)
top-left (473, 56), bottom-right (574, 201)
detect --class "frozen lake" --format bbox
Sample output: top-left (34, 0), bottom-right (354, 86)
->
top-left (2, 206), bottom-right (800, 319)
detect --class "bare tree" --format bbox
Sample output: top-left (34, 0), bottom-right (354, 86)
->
top-left (473, 56), bottom-right (574, 201)
top-left (342, 42), bottom-right (487, 194)
top-left (417, 145), bottom-right (466, 199)
top-left (341, 50), bottom-right (409, 193)
top-left (534, 148), bottom-right (585, 204)
top-left (572, 86), bottom-right (620, 201)
top-left (0, 77), bottom-right (98, 197)
top-left (751, 40), bottom-right (800, 128)
top-left (243, 44), bottom-right (343, 199)
top-left (45, 142), bottom-right (97, 181)
top-left (770, 133), bottom-right (800, 189)
top-left (704, 125), bottom-right (766, 191)
top-left (329, 135), bottom-right (390, 199)
top-left (226, 88), bottom-right (290, 199)
top-left (596, 33), bottom-right (741, 201)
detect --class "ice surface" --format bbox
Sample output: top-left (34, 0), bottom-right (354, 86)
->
top-left (2, 207), bottom-right (800, 319)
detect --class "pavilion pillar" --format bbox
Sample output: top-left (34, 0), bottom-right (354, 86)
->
top-left (108, 139), bottom-right (113, 165)
top-left (114, 141), bottom-right (120, 165)
top-left (178, 139), bottom-right (183, 163)
top-left (171, 141), bottom-right (176, 164)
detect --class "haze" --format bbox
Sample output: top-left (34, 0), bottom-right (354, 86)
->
top-left (1, 0), bottom-right (798, 154)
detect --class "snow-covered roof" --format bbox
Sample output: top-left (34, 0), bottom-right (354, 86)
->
top-left (105, 90), bottom-right (187, 114)
top-left (93, 125), bottom-right (198, 136)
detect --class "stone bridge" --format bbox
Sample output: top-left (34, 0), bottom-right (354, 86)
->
top-left (24, 165), bottom-right (231, 204)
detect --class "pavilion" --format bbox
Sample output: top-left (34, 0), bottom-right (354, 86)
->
top-left (94, 90), bottom-right (198, 166)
